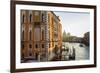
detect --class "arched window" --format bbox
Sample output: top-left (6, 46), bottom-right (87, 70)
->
top-left (29, 30), bottom-right (32, 40)
top-left (29, 14), bottom-right (32, 23)
top-left (42, 30), bottom-right (44, 40)
top-left (22, 14), bottom-right (25, 23)
top-left (42, 13), bottom-right (44, 22)
top-left (22, 30), bottom-right (24, 41)
top-left (35, 44), bottom-right (38, 48)
top-left (42, 44), bottom-right (44, 48)
top-left (29, 44), bottom-right (32, 48)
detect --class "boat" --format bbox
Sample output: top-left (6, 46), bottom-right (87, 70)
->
top-left (79, 44), bottom-right (83, 47)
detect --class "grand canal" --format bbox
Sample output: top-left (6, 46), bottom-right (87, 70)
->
top-left (62, 42), bottom-right (89, 60)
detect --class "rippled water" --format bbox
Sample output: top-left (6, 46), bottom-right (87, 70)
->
top-left (63, 42), bottom-right (89, 60)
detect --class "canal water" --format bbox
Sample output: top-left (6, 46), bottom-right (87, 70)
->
top-left (62, 42), bottom-right (89, 60)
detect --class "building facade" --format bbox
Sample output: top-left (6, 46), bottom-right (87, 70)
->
top-left (21, 10), bottom-right (62, 62)
top-left (83, 32), bottom-right (89, 46)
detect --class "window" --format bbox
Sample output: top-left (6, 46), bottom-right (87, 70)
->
top-left (34, 24), bottom-right (41, 41)
top-left (29, 14), bottom-right (32, 23)
top-left (42, 44), bottom-right (44, 48)
top-left (29, 44), bottom-right (32, 48)
top-left (22, 53), bottom-right (24, 58)
top-left (49, 44), bottom-right (50, 48)
top-left (22, 30), bottom-right (24, 40)
top-left (48, 14), bottom-right (50, 22)
top-left (22, 14), bottom-right (25, 23)
top-left (35, 44), bottom-right (38, 48)
top-left (52, 17), bottom-right (53, 26)
top-left (29, 30), bottom-right (32, 40)
top-left (42, 30), bottom-right (44, 40)
top-left (22, 44), bottom-right (24, 49)
top-left (42, 13), bottom-right (44, 22)
top-left (29, 53), bottom-right (32, 56)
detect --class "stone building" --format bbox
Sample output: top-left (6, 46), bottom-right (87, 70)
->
top-left (21, 10), bottom-right (62, 62)
top-left (83, 32), bottom-right (89, 46)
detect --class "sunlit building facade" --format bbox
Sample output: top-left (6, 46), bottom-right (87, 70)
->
top-left (21, 10), bottom-right (62, 62)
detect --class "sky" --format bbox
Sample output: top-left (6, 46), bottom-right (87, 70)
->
top-left (54, 11), bottom-right (90, 37)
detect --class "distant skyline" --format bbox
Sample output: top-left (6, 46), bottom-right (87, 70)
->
top-left (54, 11), bottom-right (90, 37)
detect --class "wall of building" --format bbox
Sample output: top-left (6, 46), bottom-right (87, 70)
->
top-left (21, 10), bottom-right (62, 61)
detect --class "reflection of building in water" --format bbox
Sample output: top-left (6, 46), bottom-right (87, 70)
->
top-left (21, 10), bottom-right (62, 62)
